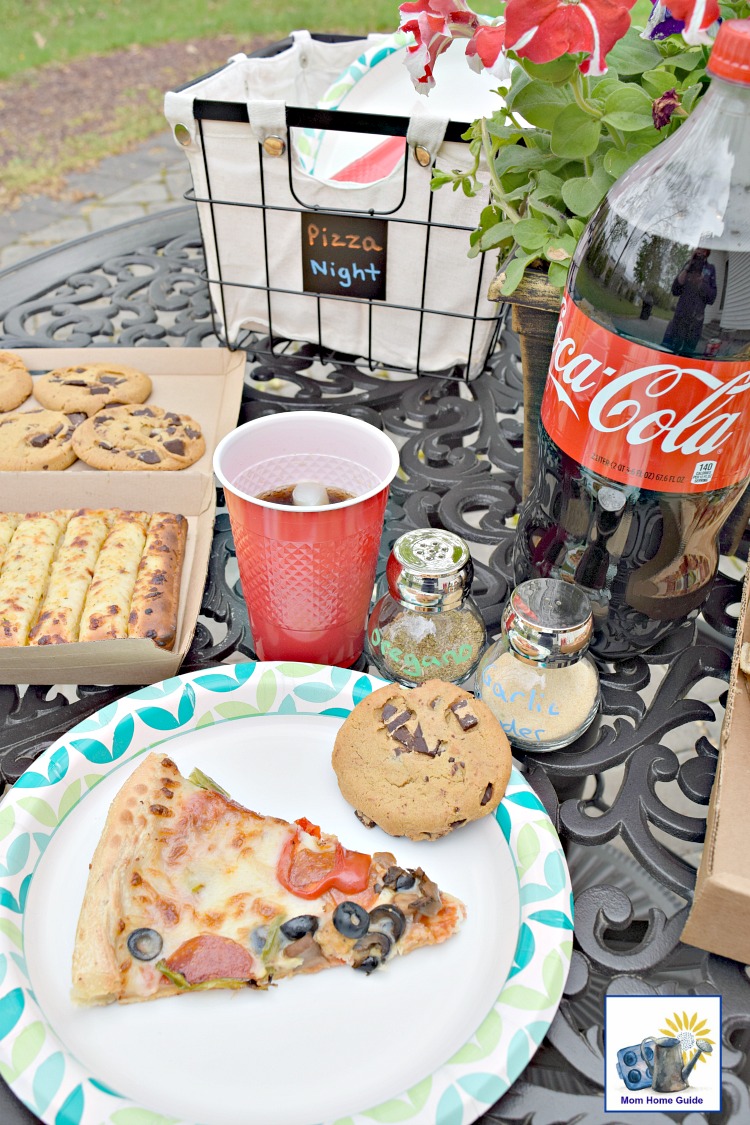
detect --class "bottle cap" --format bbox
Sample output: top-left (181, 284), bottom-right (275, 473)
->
top-left (386, 529), bottom-right (474, 611)
top-left (502, 579), bottom-right (593, 668)
top-left (708, 19), bottom-right (750, 86)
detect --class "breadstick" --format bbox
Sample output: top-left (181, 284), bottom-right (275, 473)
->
top-left (0, 510), bottom-right (71, 646)
top-left (79, 510), bottom-right (149, 642)
top-left (29, 509), bottom-right (113, 645)
top-left (127, 512), bottom-right (187, 650)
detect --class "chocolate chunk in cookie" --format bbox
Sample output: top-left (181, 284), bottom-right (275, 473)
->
top-left (0, 409), bottom-right (79, 470)
top-left (34, 363), bottom-right (152, 417)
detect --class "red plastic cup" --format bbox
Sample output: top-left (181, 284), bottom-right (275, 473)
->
top-left (213, 411), bottom-right (400, 666)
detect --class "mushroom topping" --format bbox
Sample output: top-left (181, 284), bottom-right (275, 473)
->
top-left (352, 931), bottom-right (392, 974)
top-left (408, 869), bottom-right (442, 916)
top-left (280, 915), bottom-right (319, 941)
top-left (382, 865), bottom-right (416, 891)
top-left (127, 928), bottom-right (163, 961)
top-left (368, 904), bottom-right (406, 943)
top-left (282, 932), bottom-right (328, 971)
top-left (333, 901), bottom-right (370, 939)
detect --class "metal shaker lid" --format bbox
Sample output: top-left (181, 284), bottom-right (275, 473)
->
top-left (386, 529), bottom-right (474, 611)
top-left (502, 578), bottom-right (593, 667)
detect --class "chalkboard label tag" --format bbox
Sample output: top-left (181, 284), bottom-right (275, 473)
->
top-left (301, 211), bottom-right (388, 301)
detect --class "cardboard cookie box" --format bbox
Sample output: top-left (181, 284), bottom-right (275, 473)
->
top-left (0, 347), bottom-right (245, 685)
top-left (682, 557), bottom-right (750, 964)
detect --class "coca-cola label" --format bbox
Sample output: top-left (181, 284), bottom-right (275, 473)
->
top-left (540, 297), bottom-right (750, 493)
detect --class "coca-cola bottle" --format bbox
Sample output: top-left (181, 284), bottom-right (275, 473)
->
top-left (514, 19), bottom-right (750, 659)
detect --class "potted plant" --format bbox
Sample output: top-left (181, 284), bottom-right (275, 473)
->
top-left (397, 0), bottom-right (749, 493)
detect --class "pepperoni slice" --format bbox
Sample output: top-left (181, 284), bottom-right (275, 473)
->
top-left (162, 934), bottom-right (258, 984)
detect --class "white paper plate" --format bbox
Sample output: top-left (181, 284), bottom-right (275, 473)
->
top-left (0, 663), bottom-right (573, 1125)
top-left (302, 37), bottom-right (503, 185)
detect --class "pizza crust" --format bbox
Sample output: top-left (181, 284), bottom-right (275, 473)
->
top-left (71, 754), bottom-right (183, 1005)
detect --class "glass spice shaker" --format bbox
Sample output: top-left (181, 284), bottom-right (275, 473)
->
top-left (366, 529), bottom-right (486, 687)
top-left (476, 578), bottom-right (600, 752)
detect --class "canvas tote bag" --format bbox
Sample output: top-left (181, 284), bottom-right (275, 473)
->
top-left (164, 32), bottom-right (501, 375)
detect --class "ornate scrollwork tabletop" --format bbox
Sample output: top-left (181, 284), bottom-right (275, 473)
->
top-left (0, 206), bottom-right (748, 1125)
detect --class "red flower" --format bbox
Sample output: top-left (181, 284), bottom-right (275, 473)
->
top-left (399, 0), bottom-right (479, 91)
top-left (504, 0), bottom-right (636, 77)
top-left (663, 0), bottom-right (720, 44)
top-left (465, 24), bottom-right (509, 77)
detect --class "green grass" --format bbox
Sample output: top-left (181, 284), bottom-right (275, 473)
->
top-left (2, 0), bottom-right (507, 80)
top-left (3, 0), bottom-right (653, 82)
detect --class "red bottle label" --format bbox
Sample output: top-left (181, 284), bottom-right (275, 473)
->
top-left (540, 296), bottom-right (750, 493)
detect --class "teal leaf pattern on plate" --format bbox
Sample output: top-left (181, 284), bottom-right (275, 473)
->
top-left (0, 662), bottom-right (572, 1125)
top-left (55, 1082), bottom-right (84, 1125)
top-left (32, 1051), bottom-right (65, 1114)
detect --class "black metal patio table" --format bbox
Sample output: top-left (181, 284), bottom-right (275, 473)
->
top-left (0, 203), bottom-right (748, 1125)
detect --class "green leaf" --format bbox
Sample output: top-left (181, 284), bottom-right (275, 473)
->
top-left (513, 217), bottom-right (550, 252)
top-left (188, 768), bottom-right (231, 800)
top-left (547, 261), bottom-right (571, 290)
top-left (478, 220), bottom-right (515, 251)
top-left (496, 250), bottom-right (540, 296)
top-left (602, 110), bottom-right (654, 132)
top-left (520, 56), bottom-right (578, 85)
top-left (550, 104), bottom-right (601, 160)
top-left (605, 27), bottom-right (661, 75)
top-left (604, 143), bottom-right (652, 179)
top-left (641, 68), bottom-right (680, 97)
top-left (544, 234), bottom-right (577, 262)
top-left (603, 83), bottom-right (653, 117)
top-left (495, 144), bottom-right (550, 177)
top-left (566, 217), bottom-right (586, 239)
top-left (681, 82), bottom-right (704, 114)
top-left (667, 47), bottom-right (704, 72)
top-left (510, 82), bottom-right (570, 130)
top-left (0, 919), bottom-right (23, 949)
top-left (561, 175), bottom-right (607, 217)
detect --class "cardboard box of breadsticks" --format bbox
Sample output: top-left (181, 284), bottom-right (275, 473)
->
top-left (0, 347), bottom-right (245, 684)
top-left (682, 557), bottom-right (750, 964)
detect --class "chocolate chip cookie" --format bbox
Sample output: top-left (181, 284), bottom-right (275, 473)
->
top-left (34, 363), bottom-right (152, 417)
top-left (0, 409), bottom-right (80, 470)
top-left (0, 352), bottom-right (33, 413)
top-left (332, 679), bottom-right (512, 840)
top-left (71, 404), bottom-right (205, 470)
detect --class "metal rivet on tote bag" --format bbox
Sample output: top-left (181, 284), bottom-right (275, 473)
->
top-left (174, 124), bottom-right (191, 147)
top-left (263, 136), bottom-right (286, 157)
top-left (413, 145), bottom-right (432, 167)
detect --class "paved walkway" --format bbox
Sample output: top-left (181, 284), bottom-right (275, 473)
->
top-left (0, 131), bottom-right (191, 271)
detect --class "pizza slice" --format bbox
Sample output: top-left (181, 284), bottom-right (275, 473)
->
top-left (72, 753), bottom-right (466, 1005)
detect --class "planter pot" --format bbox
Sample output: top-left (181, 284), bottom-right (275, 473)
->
top-left (488, 268), bottom-right (561, 499)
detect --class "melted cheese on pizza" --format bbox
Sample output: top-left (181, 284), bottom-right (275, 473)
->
top-left (29, 509), bottom-right (113, 644)
top-left (0, 510), bottom-right (70, 647)
top-left (71, 754), bottom-right (465, 1005)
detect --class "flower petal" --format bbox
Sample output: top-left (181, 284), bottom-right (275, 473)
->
top-left (665, 0), bottom-right (721, 45)
top-left (504, 0), bottom-right (635, 76)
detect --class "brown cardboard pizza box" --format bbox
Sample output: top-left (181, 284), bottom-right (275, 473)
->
top-left (0, 346), bottom-right (245, 685)
top-left (682, 556), bottom-right (750, 964)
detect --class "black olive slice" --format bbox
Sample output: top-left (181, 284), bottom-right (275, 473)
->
top-left (383, 865), bottom-right (416, 891)
top-left (127, 927), bottom-right (163, 961)
top-left (280, 915), bottom-right (319, 941)
top-left (368, 904), bottom-right (406, 943)
top-left (352, 931), bottom-right (392, 972)
top-left (333, 901), bottom-right (370, 939)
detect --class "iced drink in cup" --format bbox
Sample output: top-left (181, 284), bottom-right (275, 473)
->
top-left (213, 411), bottom-right (400, 666)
